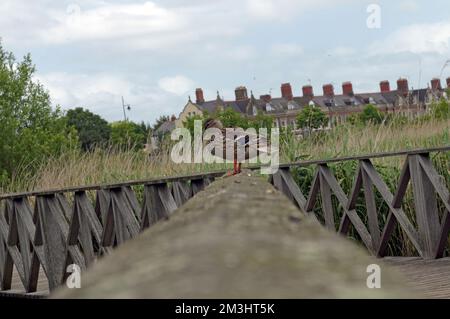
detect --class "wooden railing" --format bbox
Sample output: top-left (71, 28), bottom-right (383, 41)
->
top-left (0, 171), bottom-right (225, 293)
top-left (271, 146), bottom-right (450, 260)
top-left (0, 146), bottom-right (449, 295)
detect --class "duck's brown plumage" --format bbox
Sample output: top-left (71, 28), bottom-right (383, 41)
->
top-left (203, 118), bottom-right (269, 162)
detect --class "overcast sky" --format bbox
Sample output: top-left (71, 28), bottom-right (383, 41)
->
top-left (1, 0), bottom-right (450, 123)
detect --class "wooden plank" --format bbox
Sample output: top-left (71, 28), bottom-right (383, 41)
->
top-left (123, 186), bottom-right (141, 222)
top-left (340, 165), bottom-right (363, 235)
top-left (361, 161), bottom-right (381, 249)
top-left (67, 193), bottom-right (95, 266)
top-left (319, 172), bottom-right (335, 230)
top-left (0, 213), bottom-right (13, 290)
top-left (113, 188), bottom-right (140, 240)
top-left (280, 168), bottom-right (307, 210)
top-left (141, 184), bottom-right (174, 230)
top-left (14, 199), bottom-right (33, 291)
top-left (409, 154), bottom-right (441, 259)
top-left (95, 190), bottom-right (110, 226)
top-left (305, 168), bottom-right (320, 213)
top-left (418, 155), bottom-right (450, 212)
top-left (35, 196), bottom-right (67, 291)
top-left (172, 181), bottom-right (192, 207)
top-left (416, 155), bottom-right (450, 258)
top-left (158, 184), bottom-right (178, 217)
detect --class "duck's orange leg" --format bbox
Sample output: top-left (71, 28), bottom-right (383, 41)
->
top-left (227, 159), bottom-right (239, 176)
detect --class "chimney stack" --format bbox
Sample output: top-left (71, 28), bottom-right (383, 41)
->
top-left (342, 81), bottom-right (354, 96)
top-left (195, 88), bottom-right (205, 104)
top-left (235, 86), bottom-right (248, 101)
top-left (260, 94), bottom-right (272, 103)
top-left (431, 78), bottom-right (442, 91)
top-left (302, 85), bottom-right (314, 98)
top-left (323, 84), bottom-right (334, 97)
top-left (446, 77), bottom-right (450, 88)
top-left (380, 80), bottom-right (390, 93)
top-left (397, 78), bottom-right (409, 97)
top-left (281, 83), bottom-right (293, 100)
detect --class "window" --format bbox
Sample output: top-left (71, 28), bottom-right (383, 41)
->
top-left (266, 103), bottom-right (273, 112)
top-left (287, 102), bottom-right (295, 110)
top-left (324, 99), bottom-right (335, 107)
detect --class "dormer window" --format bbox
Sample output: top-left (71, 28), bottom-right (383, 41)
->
top-left (265, 103), bottom-right (274, 112)
top-left (324, 99), bottom-right (335, 107)
top-left (252, 105), bottom-right (258, 116)
top-left (287, 102), bottom-right (295, 110)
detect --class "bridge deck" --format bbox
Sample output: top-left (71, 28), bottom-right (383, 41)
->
top-left (2, 257), bottom-right (450, 298)
top-left (383, 257), bottom-right (450, 299)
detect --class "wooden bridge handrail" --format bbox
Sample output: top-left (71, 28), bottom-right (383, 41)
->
top-left (51, 173), bottom-right (416, 298)
top-left (277, 145), bottom-right (450, 168)
top-left (0, 170), bottom-right (228, 200)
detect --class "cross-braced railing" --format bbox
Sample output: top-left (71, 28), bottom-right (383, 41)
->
top-left (272, 146), bottom-right (450, 260)
top-left (0, 171), bottom-right (224, 294)
top-left (0, 146), bottom-right (449, 295)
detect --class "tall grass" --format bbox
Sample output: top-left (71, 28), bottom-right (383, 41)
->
top-left (2, 118), bottom-right (448, 194)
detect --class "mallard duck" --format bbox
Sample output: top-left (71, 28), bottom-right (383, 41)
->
top-left (203, 118), bottom-right (269, 175)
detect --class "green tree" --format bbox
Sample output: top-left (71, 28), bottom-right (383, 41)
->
top-left (359, 104), bottom-right (383, 124)
top-left (216, 107), bottom-right (249, 128)
top-left (152, 115), bottom-right (170, 131)
top-left (296, 105), bottom-right (328, 133)
top-left (110, 121), bottom-right (147, 149)
top-left (183, 114), bottom-right (204, 137)
top-left (0, 42), bottom-right (77, 182)
top-left (248, 111), bottom-right (273, 133)
top-left (66, 107), bottom-right (111, 151)
top-left (430, 98), bottom-right (449, 120)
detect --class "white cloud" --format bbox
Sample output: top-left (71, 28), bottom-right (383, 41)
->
top-left (246, 0), bottom-right (356, 20)
top-left (36, 72), bottom-right (132, 109)
top-left (271, 43), bottom-right (304, 56)
top-left (36, 71), bottom-right (186, 122)
top-left (41, 2), bottom-right (182, 44)
top-left (369, 21), bottom-right (450, 55)
top-left (158, 75), bottom-right (194, 96)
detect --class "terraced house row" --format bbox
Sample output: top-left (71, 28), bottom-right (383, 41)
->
top-left (155, 77), bottom-right (450, 135)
